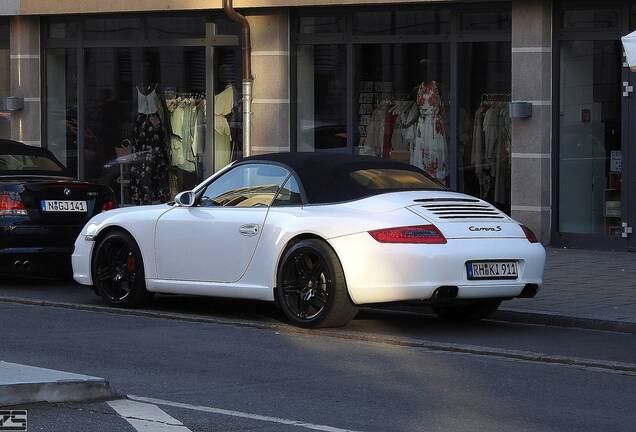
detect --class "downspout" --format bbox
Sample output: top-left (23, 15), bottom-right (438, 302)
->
top-left (222, 0), bottom-right (253, 157)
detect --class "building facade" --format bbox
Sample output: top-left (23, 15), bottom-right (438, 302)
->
top-left (0, 0), bottom-right (634, 250)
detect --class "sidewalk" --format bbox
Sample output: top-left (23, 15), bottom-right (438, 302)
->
top-left (500, 247), bottom-right (636, 327)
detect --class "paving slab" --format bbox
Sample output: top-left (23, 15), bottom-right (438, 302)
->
top-left (0, 361), bottom-right (117, 407)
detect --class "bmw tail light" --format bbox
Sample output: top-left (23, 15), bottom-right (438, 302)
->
top-left (369, 224), bottom-right (447, 244)
top-left (520, 224), bottom-right (539, 243)
top-left (0, 194), bottom-right (27, 216)
top-left (101, 196), bottom-right (118, 213)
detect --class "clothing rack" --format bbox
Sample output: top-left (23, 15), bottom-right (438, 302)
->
top-left (481, 93), bottom-right (511, 103)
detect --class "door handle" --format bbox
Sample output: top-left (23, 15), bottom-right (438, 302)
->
top-left (239, 224), bottom-right (259, 236)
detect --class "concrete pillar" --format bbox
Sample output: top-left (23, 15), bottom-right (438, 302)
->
top-left (247, 9), bottom-right (290, 155)
top-left (510, 0), bottom-right (553, 243)
top-left (9, 16), bottom-right (41, 147)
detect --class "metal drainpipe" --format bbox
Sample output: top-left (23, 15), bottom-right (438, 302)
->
top-left (222, 0), bottom-right (253, 157)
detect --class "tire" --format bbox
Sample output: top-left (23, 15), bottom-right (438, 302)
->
top-left (432, 300), bottom-right (502, 322)
top-left (92, 230), bottom-right (152, 308)
top-left (276, 239), bottom-right (357, 328)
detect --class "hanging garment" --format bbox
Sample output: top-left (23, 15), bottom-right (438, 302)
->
top-left (214, 86), bottom-right (234, 172)
top-left (130, 112), bottom-right (170, 205)
top-left (137, 85), bottom-right (161, 115)
top-left (412, 81), bottom-right (448, 182)
top-left (365, 105), bottom-right (389, 157)
top-left (494, 102), bottom-right (511, 205)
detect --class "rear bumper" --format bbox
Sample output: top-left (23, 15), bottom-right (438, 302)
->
top-left (328, 234), bottom-right (546, 305)
top-left (0, 247), bottom-right (73, 275)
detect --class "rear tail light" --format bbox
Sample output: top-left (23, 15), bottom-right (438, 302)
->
top-left (369, 224), bottom-right (447, 244)
top-left (0, 193), bottom-right (27, 216)
top-left (520, 224), bottom-right (539, 243)
top-left (101, 196), bottom-right (118, 213)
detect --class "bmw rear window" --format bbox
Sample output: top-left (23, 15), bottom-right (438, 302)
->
top-left (0, 154), bottom-right (65, 173)
top-left (349, 168), bottom-right (446, 191)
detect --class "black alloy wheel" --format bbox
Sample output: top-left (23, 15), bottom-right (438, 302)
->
top-left (92, 231), bottom-right (152, 308)
top-left (277, 239), bottom-right (357, 328)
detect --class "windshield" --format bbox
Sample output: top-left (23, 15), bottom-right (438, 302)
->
top-left (349, 168), bottom-right (446, 191)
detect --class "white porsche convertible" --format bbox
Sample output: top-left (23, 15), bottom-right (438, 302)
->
top-left (72, 153), bottom-right (545, 328)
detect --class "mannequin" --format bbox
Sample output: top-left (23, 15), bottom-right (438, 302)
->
top-left (412, 81), bottom-right (448, 184)
top-left (129, 63), bottom-right (170, 205)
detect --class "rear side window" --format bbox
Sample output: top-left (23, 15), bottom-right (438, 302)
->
top-left (349, 168), bottom-right (445, 191)
top-left (0, 154), bottom-right (65, 172)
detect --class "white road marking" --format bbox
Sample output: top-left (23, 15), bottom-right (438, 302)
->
top-left (129, 395), bottom-right (363, 432)
top-left (107, 399), bottom-right (193, 432)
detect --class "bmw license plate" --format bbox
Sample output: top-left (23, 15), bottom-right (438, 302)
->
top-left (467, 261), bottom-right (518, 280)
top-left (41, 200), bottom-right (87, 213)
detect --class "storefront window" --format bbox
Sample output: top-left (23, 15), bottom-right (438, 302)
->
top-left (353, 43), bottom-right (451, 185)
top-left (458, 42), bottom-right (511, 213)
top-left (299, 16), bottom-right (345, 34)
top-left (295, 6), bottom-right (511, 197)
top-left (559, 40), bottom-right (622, 236)
top-left (45, 14), bottom-right (242, 206)
top-left (0, 18), bottom-right (10, 140)
top-left (46, 49), bottom-right (78, 178)
top-left (296, 44), bottom-right (347, 152)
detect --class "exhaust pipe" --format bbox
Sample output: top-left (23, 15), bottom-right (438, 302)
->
top-left (22, 260), bottom-right (31, 270)
top-left (432, 286), bottom-right (459, 301)
top-left (518, 283), bottom-right (539, 298)
top-left (12, 260), bottom-right (32, 271)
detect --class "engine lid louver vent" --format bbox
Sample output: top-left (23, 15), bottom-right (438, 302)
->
top-left (414, 198), bottom-right (505, 220)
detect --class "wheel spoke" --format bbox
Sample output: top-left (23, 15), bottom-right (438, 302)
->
top-left (96, 266), bottom-right (115, 282)
top-left (121, 271), bottom-right (136, 283)
top-left (308, 261), bottom-right (324, 281)
top-left (309, 289), bottom-right (328, 310)
top-left (294, 255), bottom-right (309, 278)
top-left (282, 280), bottom-right (303, 294)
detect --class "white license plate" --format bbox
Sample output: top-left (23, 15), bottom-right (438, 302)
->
top-left (467, 261), bottom-right (518, 280)
top-left (41, 200), bottom-right (87, 213)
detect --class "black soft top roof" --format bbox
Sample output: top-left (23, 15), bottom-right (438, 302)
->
top-left (241, 152), bottom-right (438, 204)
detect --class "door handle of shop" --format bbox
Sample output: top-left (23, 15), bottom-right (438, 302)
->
top-left (239, 224), bottom-right (259, 236)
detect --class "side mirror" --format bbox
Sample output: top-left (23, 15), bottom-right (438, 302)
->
top-left (174, 191), bottom-right (196, 207)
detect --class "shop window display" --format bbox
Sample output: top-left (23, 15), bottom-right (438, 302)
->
top-left (83, 46), bottom-right (241, 205)
top-left (353, 44), bottom-right (451, 185)
top-left (45, 15), bottom-right (243, 207)
top-left (458, 42), bottom-right (511, 213)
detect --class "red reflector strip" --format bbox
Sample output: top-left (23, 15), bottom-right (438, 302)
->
top-left (369, 224), bottom-right (447, 244)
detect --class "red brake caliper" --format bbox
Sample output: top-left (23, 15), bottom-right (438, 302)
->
top-left (126, 254), bottom-right (137, 273)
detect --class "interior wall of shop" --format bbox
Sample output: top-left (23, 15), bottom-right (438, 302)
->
top-left (8, 16), bottom-right (40, 147)
top-left (248, 9), bottom-right (291, 155)
top-left (510, 0), bottom-right (552, 243)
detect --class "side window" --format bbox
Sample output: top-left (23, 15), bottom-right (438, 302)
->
top-left (198, 164), bottom-right (289, 208)
top-left (272, 175), bottom-right (303, 207)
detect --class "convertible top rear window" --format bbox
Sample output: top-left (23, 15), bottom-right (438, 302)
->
top-left (0, 154), bottom-right (64, 173)
top-left (350, 169), bottom-right (444, 191)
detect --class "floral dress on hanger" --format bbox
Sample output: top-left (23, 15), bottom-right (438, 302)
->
top-left (412, 81), bottom-right (448, 184)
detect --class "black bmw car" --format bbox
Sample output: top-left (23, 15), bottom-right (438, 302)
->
top-left (0, 139), bottom-right (116, 278)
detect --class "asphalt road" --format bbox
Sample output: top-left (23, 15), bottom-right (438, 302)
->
top-left (1, 279), bottom-right (636, 432)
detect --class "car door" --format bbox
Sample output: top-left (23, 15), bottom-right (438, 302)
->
top-left (155, 163), bottom-right (291, 283)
